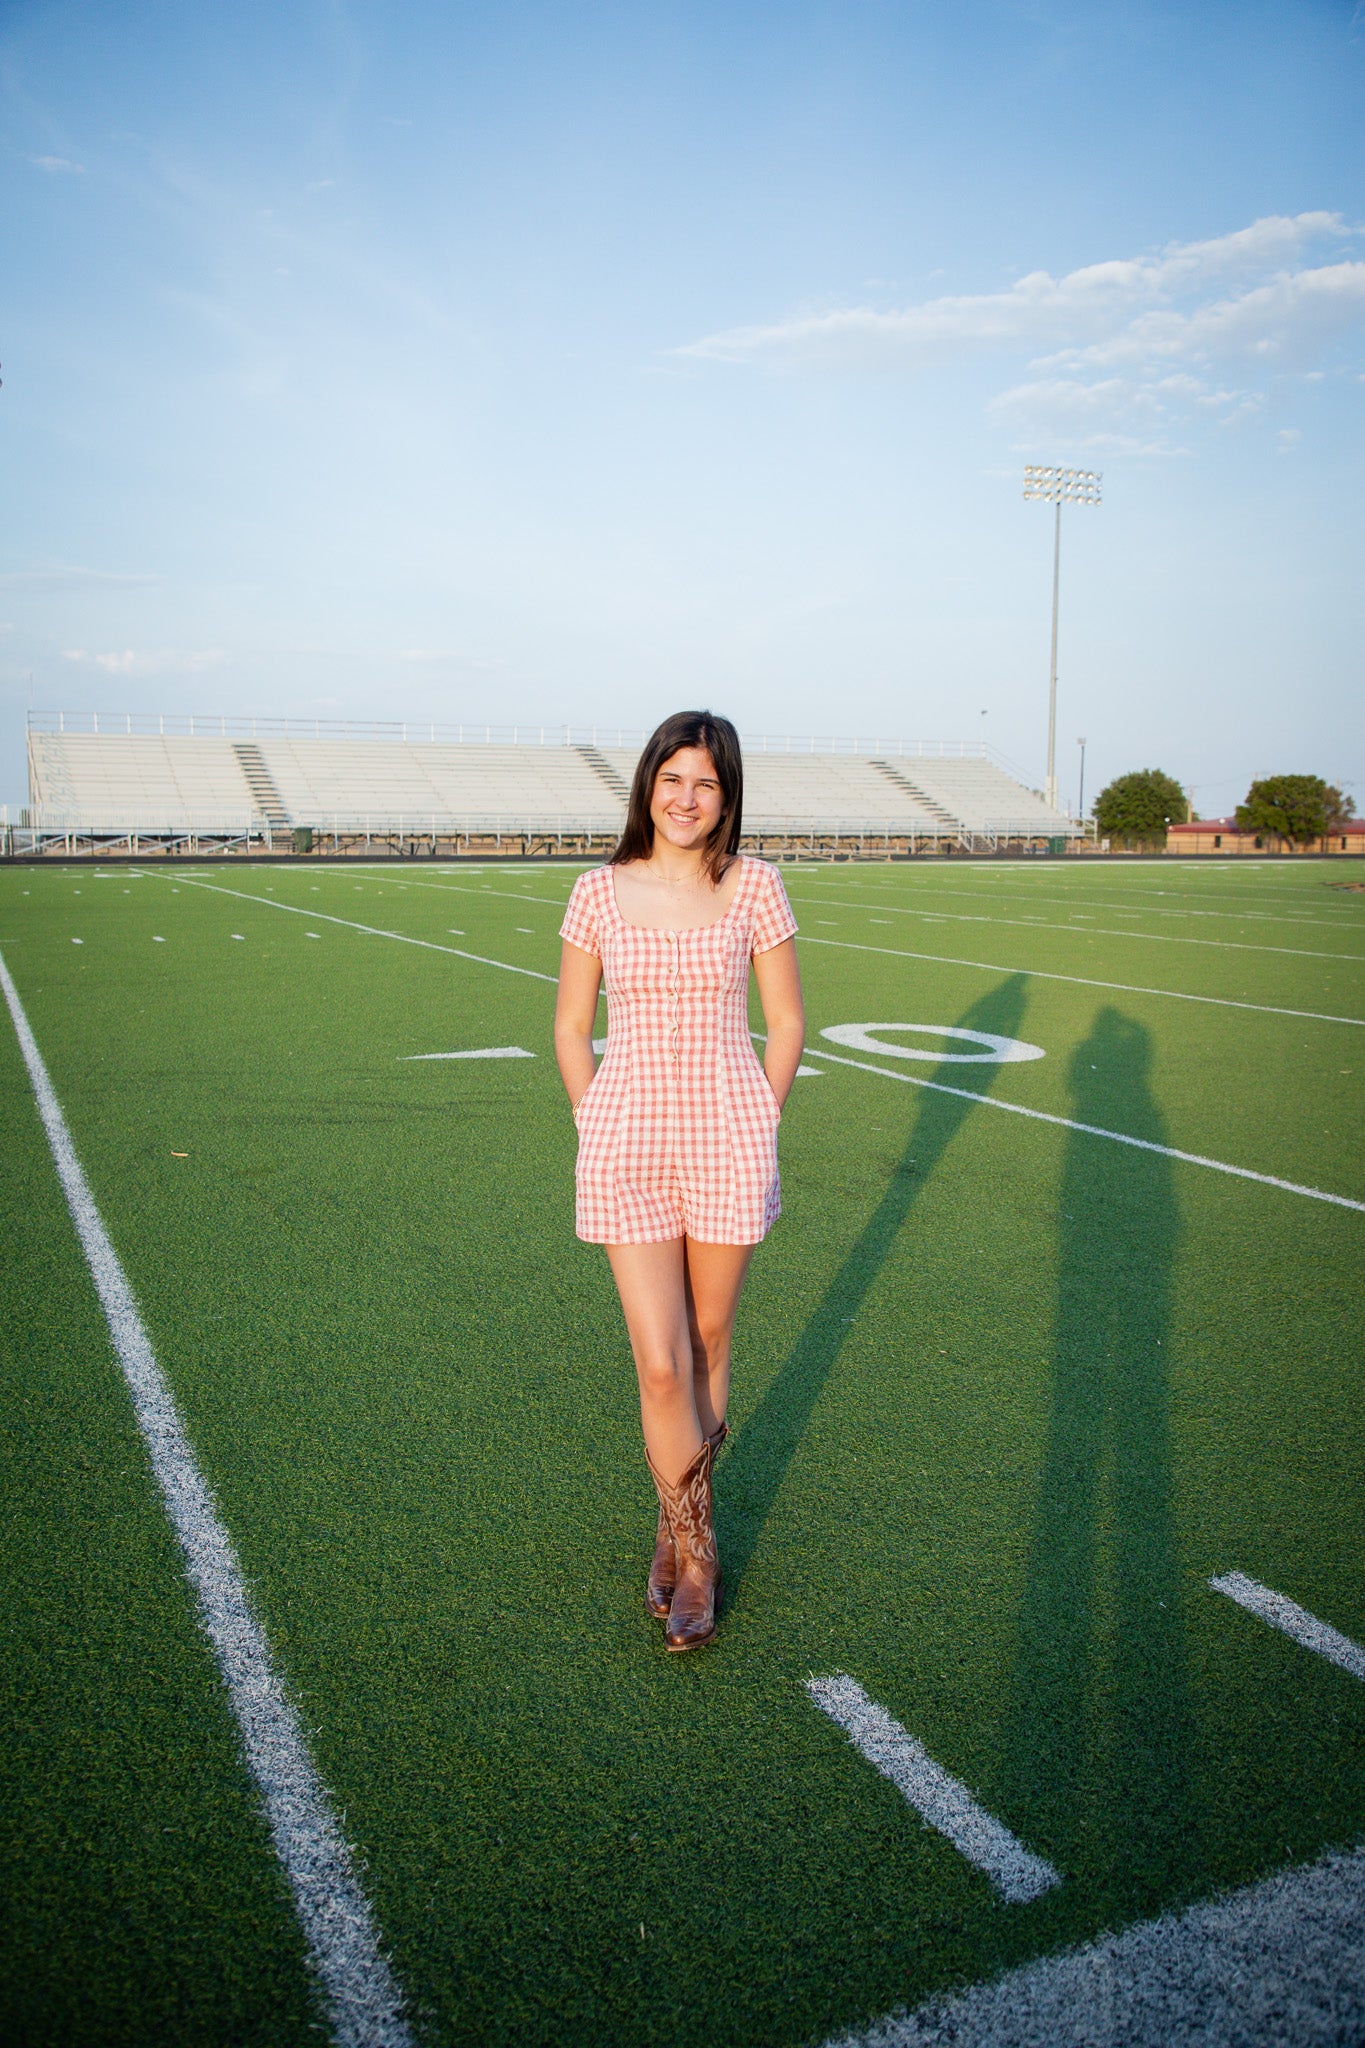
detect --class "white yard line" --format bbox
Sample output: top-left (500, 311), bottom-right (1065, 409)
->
top-left (807, 1676), bottom-right (1059, 1905)
top-left (401, 1046), bottom-right (535, 1062)
top-left (1211, 1573), bottom-right (1365, 1682)
top-left (797, 934), bottom-right (1365, 1029)
top-left (173, 874), bottom-right (1363, 1022)
top-left (824, 1839), bottom-right (1365, 2048)
top-left (141, 870), bottom-right (1360, 1208)
top-left (786, 889), bottom-right (1365, 962)
top-left (149, 873), bottom-right (557, 984)
top-left (800, 1044), bottom-right (1365, 1213)
top-left (0, 948), bottom-right (412, 2048)
top-left (341, 873), bottom-right (572, 911)
top-left (860, 879), bottom-right (1361, 931)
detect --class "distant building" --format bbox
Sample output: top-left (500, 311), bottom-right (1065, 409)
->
top-left (1165, 818), bottom-right (1365, 856)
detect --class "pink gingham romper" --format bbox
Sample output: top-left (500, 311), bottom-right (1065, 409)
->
top-left (560, 857), bottom-right (799, 1245)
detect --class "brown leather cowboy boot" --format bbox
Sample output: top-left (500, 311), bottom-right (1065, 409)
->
top-left (646, 1422), bottom-right (727, 1619)
top-left (646, 1440), bottom-right (722, 1652)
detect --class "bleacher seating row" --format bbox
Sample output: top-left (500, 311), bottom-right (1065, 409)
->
top-left (25, 725), bottom-right (1073, 838)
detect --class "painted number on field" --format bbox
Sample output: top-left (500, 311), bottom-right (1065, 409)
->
top-left (820, 1022), bottom-right (1046, 1065)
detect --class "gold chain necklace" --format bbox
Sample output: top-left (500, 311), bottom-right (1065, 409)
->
top-left (645, 860), bottom-right (703, 887)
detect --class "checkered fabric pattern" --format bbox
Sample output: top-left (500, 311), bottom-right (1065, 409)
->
top-left (560, 857), bottom-right (798, 1245)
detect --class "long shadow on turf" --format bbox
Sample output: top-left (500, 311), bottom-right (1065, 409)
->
top-left (717, 973), bottom-right (1029, 1600)
top-left (994, 1006), bottom-right (1199, 1916)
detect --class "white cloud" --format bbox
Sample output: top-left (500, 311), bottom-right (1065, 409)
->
top-left (29, 154), bottom-right (84, 174)
top-left (678, 213), bottom-right (1364, 445)
top-left (988, 366), bottom-right (1258, 452)
top-left (0, 566), bottom-right (157, 590)
top-left (398, 648), bottom-right (503, 671)
top-left (1039, 260), bottom-right (1365, 371)
top-left (62, 648), bottom-right (227, 675)
top-left (681, 215), bottom-right (1353, 368)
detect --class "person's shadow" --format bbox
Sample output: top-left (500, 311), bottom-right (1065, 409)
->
top-left (992, 1007), bottom-right (1199, 1913)
top-left (717, 974), bottom-right (1029, 1599)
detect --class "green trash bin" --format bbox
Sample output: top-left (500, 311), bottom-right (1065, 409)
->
top-left (1048, 836), bottom-right (1066, 855)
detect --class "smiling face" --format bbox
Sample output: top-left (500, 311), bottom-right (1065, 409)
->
top-left (648, 745), bottom-right (725, 857)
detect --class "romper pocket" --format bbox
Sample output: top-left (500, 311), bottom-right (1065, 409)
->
top-left (573, 1071), bottom-right (601, 1127)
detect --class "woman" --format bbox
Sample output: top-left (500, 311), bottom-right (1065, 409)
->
top-left (554, 710), bottom-right (805, 1651)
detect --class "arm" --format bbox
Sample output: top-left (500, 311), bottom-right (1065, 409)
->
top-left (554, 939), bottom-right (603, 1114)
top-left (752, 938), bottom-right (805, 1110)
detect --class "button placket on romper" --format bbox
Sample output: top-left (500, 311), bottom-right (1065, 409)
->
top-left (562, 859), bottom-right (797, 1245)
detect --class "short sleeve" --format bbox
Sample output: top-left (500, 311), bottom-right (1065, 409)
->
top-left (749, 862), bottom-right (798, 956)
top-left (559, 871), bottom-right (602, 958)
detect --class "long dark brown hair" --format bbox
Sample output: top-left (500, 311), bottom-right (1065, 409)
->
top-left (610, 710), bottom-right (743, 884)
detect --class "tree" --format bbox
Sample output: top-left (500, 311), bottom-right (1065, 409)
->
top-left (1093, 768), bottom-right (1188, 848)
top-left (1325, 785), bottom-right (1357, 833)
top-left (1235, 775), bottom-right (1354, 846)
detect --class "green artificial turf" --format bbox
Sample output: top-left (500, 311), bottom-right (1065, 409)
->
top-left (0, 854), bottom-right (1361, 2046)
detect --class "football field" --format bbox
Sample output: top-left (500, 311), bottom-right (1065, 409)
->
top-left (2, 854), bottom-right (1362, 2046)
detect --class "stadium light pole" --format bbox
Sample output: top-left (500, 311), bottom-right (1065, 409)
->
top-left (1077, 735), bottom-right (1087, 820)
top-left (1023, 465), bottom-right (1101, 810)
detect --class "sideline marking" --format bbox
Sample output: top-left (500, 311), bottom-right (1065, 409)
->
top-left (144, 873), bottom-right (558, 984)
top-left (0, 949), bottom-right (412, 2048)
top-left (800, 1044), bottom-right (1365, 1213)
top-left (1211, 1573), bottom-right (1365, 1682)
top-left (798, 933), bottom-right (1365, 1029)
top-left (807, 1675), bottom-right (1059, 1905)
top-left (823, 1839), bottom-right (1365, 2048)
top-left (787, 888), bottom-right (1365, 962)
top-left (821, 1022), bottom-right (1045, 1065)
top-left (401, 1045), bottom-right (534, 1061)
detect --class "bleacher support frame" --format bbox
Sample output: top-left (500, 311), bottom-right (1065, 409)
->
top-left (2, 819), bottom-right (1078, 861)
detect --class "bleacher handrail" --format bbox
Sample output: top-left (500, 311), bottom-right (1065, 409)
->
top-left (28, 710), bottom-right (1001, 765)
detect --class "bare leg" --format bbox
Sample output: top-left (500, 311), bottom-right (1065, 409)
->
top-left (682, 1238), bottom-right (754, 1437)
top-left (605, 1240), bottom-right (702, 1486)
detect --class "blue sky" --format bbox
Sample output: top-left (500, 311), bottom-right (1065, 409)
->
top-left (2, 0), bottom-right (1361, 817)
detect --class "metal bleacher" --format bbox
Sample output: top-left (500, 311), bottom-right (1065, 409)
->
top-left (17, 714), bottom-right (1077, 856)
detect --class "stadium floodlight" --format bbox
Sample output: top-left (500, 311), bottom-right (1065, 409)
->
top-left (1023, 465), bottom-right (1102, 810)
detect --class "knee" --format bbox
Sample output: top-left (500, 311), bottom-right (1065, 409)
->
top-left (637, 1347), bottom-right (693, 1404)
top-left (689, 1315), bottom-right (730, 1369)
